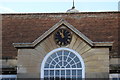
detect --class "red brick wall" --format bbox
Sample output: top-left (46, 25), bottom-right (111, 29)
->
top-left (2, 12), bottom-right (119, 58)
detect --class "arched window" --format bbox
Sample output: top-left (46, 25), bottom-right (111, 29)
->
top-left (41, 48), bottom-right (85, 79)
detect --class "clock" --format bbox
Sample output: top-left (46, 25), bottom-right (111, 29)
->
top-left (54, 28), bottom-right (72, 46)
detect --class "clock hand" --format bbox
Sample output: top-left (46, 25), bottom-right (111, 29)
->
top-left (60, 32), bottom-right (64, 38)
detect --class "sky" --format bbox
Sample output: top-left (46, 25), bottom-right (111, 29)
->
top-left (0, 0), bottom-right (119, 13)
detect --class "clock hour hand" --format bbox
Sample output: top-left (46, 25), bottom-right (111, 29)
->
top-left (60, 31), bottom-right (64, 38)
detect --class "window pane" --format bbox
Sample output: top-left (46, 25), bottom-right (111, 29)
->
top-left (45, 63), bottom-right (49, 68)
top-left (77, 70), bottom-right (82, 75)
top-left (64, 62), bottom-right (67, 66)
top-left (72, 64), bottom-right (76, 68)
top-left (59, 62), bottom-right (62, 66)
top-left (44, 70), bottom-right (48, 76)
top-left (50, 70), bottom-right (54, 76)
top-left (74, 57), bottom-right (80, 63)
top-left (66, 76), bottom-right (71, 80)
top-left (113, 78), bottom-right (118, 80)
top-left (69, 53), bottom-right (75, 58)
top-left (77, 77), bottom-right (82, 80)
top-left (51, 53), bottom-right (57, 59)
top-left (57, 51), bottom-right (62, 56)
top-left (51, 60), bottom-right (56, 65)
top-left (64, 51), bottom-right (69, 56)
top-left (67, 57), bottom-right (72, 62)
top-left (77, 63), bottom-right (81, 68)
top-left (55, 77), bottom-right (60, 80)
top-left (64, 56), bottom-right (67, 61)
top-left (50, 77), bottom-right (54, 80)
top-left (77, 73), bottom-right (82, 79)
top-left (44, 77), bottom-right (49, 80)
top-left (72, 70), bottom-right (76, 75)
top-left (59, 56), bottom-right (62, 61)
top-left (54, 58), bottom-right (59, 62)
top-left (61, 70), bottom-right (65, 75)
top-left (66, 64), bottom-right (71, 68)
top-left (50, 65), bottom-right (54, 68)
top-left (47, 57), bottom-right (52, 63)
top-left (66, 70), bottom-right (70, 75)
top-left (56, 64), bottom-right (60, 68)
top-left (70, 60), bottom-right (74, 65)
top-left (55, 70), bottom-right (60, 75)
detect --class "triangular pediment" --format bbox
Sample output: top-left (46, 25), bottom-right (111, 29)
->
top-left (13, 19), bottom-right (113, 48)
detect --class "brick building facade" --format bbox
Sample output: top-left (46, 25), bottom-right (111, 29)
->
top-left (1, 12), bottom-right (120, 79)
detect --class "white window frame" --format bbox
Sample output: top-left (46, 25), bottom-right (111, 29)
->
top-left (41, 47), bottom-right (85, 78)
top-left (0, 75), bottom-right (17, 80)
top-left (109, 74), bottom-right (120, 80)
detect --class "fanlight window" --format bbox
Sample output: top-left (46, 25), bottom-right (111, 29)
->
top-left (41, 48), bottom-right (85, 80)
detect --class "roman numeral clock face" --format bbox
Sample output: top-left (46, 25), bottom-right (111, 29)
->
top-left (54, 28), bottom-right (72, 46)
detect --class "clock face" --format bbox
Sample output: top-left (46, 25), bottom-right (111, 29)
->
top-left (54, 28), bottom-right (72, 46)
